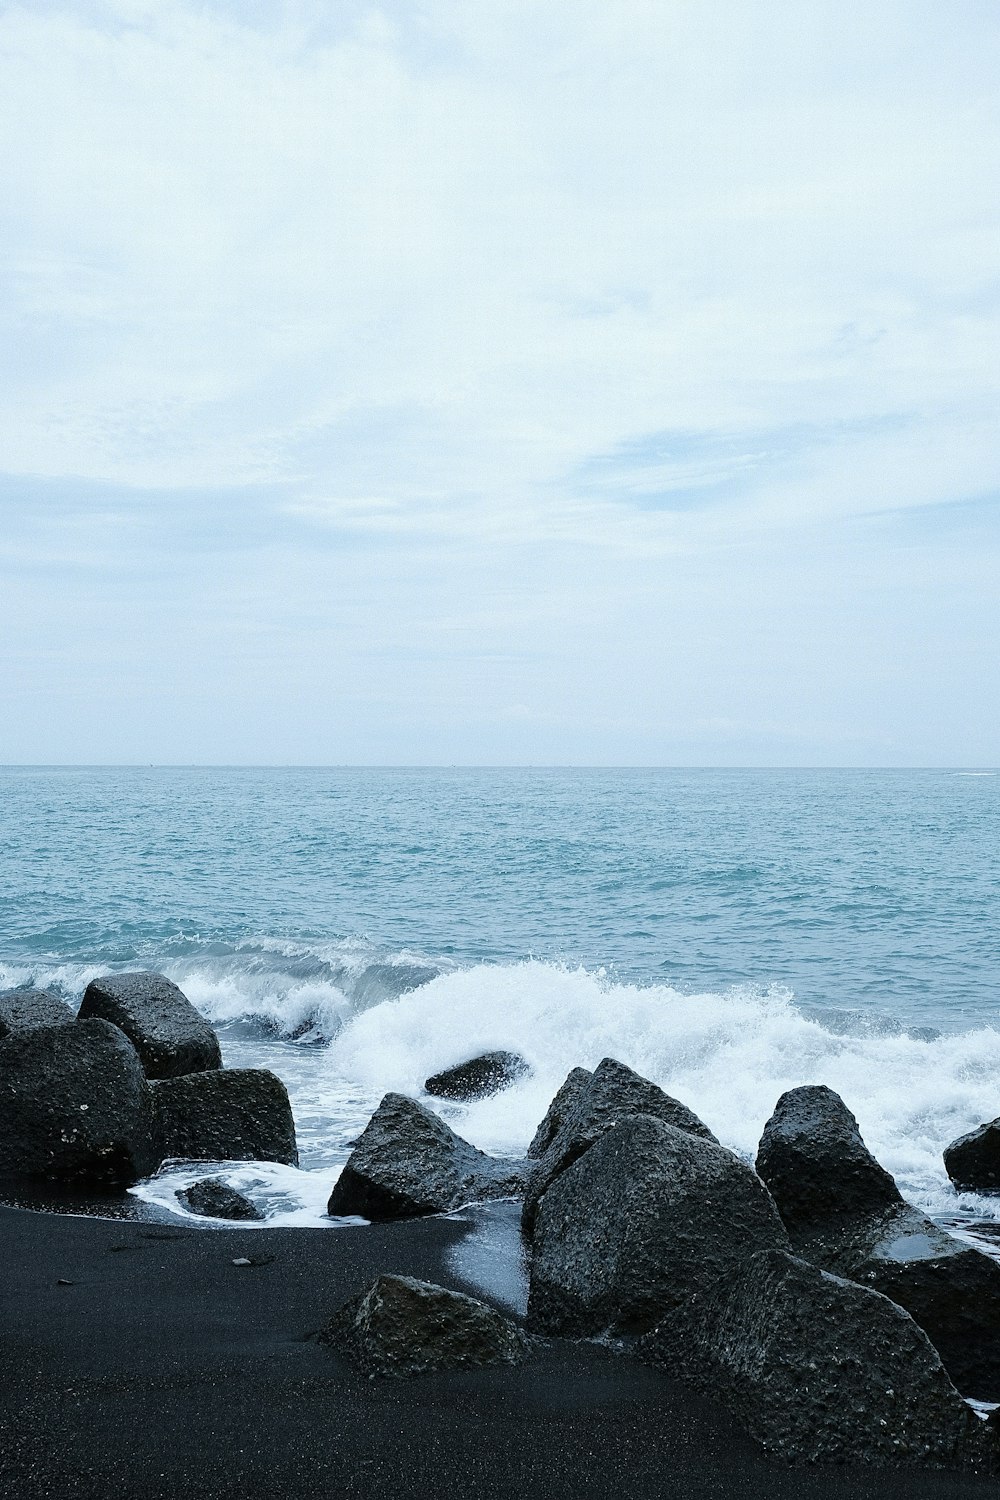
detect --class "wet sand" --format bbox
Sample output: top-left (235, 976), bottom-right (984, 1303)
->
top-left (1, 1203), bottom-right (996, 1500)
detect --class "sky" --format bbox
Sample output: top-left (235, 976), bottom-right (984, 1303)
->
top-left (1, 0), bottom-right (998, 765)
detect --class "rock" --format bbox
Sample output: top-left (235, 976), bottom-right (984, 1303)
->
top-left (944, 1119), bottom-right (1000, 1193)
top-left (323, 1274), bottom-right (528, 1377)
top-left (424, 1051), bottom-right (530, 1101)
top-left (327, 1093), bottom-right (525, 1220)
top-left (640, 1249), bottom-right (983, 1467)
top-left (153, 1069), bottom-right (298, 1165)
top-left (0, 988), bottom-right (73, 1038)
top-left (757, 1085), bottom-right (1000, 1399)
top-left (526, 1067), bottom-right (592, 1159)
top-left (527, 1112), bottom-right (788, 1338)
top-left (522, 1056), bottom-right (717, 1238)
top-left (78, 972), bottom-right (221, 1080)
top-left (0, 1019), bottom-right (159, 1187)
top-left (178, 1177), bottom-right (264, 1221)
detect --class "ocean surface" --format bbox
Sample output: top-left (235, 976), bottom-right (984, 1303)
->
top-left (2, 765), bottom-right (999, 1238)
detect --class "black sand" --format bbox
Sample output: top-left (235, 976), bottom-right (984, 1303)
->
top-left (1, 1203), bottom-right (996, 1499)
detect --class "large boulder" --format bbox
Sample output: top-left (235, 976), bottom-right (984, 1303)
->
top-left (527, 1112), bottom-right (788, 1338)
top-left (757, 1085), bottom-right (1000, 1399)
top-left (153, 1069), bottom-right (298, 1165)
top-left (526, 1066), bottom-right (592, 1158)
top-left (327, 1093), bottom-right (525, 1220)
top-left (0, 1019), bottom-right (159, 1187)
top-left (522, 1056), bottom-right (717, 1237)
top-left (0, 988), bottom-right (73, 1038)
top-left (178, 1177), bottom-right (264, 1221)
top-left (640, 1249), bottom-right (984, 1467)
top-left (944, 1118), bottom-right (1000, 1193)
top-left (78, 972), bottom-right (221, 1080)
top-left (323, 1275), bottom-right (528, 1377)
top-left (424, 1051), bottom-right (529, 1101)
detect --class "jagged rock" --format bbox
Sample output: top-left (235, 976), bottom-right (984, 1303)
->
top-left (944, 1118), bottom-right (1000, 1193)
top-left (527, 1112), bottom-right (788, 1338)
top-left (327, 1093), bottom-right (525, 1220)
top-left (323, 1274), bottom-right (529, 1377)
top-left (0, 1019), bottom-right (159, 1187)
top-left (0, 988), bottom-right (73, 1038)
top-left (153, 1069), bottom-right (298, 1165)
top-left (526, 1067), bottom-right (592, 1159)
top-left (640, 1249), bottom-right (984, 1467)
top-left (78, 972), bottom-right (221, 1080)
top-left (178, 1177), bottom-right (264, 1221)
top-left (522, 1057), bottom-right (717, 1238)
top-left (757, 1085), bottom-right (1000, 1399)
top-left (424, 1051), bottom-right (530, 1101)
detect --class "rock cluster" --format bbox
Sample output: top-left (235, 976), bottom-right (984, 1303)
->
top-left (329, 1056), bottom-right (1000, 1469)
top-left (0, 972), bottom-right (295, 1199)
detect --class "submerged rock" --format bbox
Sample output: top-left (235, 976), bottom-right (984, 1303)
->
top-left (79, 972), bottom-right (221, 1080)
top-left (522, 1057), bottom-right (717, 1238)
top-left (0, 988), bottom-right (73, 1038)
top-left (0, 1019), bottom-right (159, 1187)
top-left (527, 1112), bottom-right (787, 1338)
top-left (526, 1067), bottom-right (592, 1159)
top-left (178, 1177), bottom-right (264, 1221)
top-left (327, 1093), bottom-right (525, 1220)
top-left (323, 1274), bottom-right (528, 1377)
top-left (944, 1118), bottom-right (1000, 1193)
top-left (757, 1084), bottom-right (1000, 1399)
top-left (424, 1051), bottom-right (530, 1101)
top-left (153, 1068), bottom-right (298, 1165)
top-left (640, 1249), bottom-right (983, 1467)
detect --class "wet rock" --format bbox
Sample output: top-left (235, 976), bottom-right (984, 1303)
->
top-left (944, 1118), bottom-right (1000, 1193)
top-left (424, 1050), bottom-right (530, 1101)
top-left (327, 1093), bottom-right (525, 1220)
top-left (522, 1056), bottom-right (717, 1238)
top-left (0, 1019), bottom-right (159, 1187)
top-left (0, 988), bottom-right (73, 1038)
top-left (323, 1274), bottom-right (528, 1377)
top-left (640, 1249), bottom-right (983, 1467)
top-left (757, 1084), bottom-right (1000, 1399)
top-left (153, 1069), bottom-right (298, 1165)
top-left (527, 1112), bottom-right (788, 1338)
top-left (178, 1177), bottom-right (264, 1221)
top-left (78, 972), bottom-right (221, 1080)
top-left (526, 1067), bottom-right (592, 1159)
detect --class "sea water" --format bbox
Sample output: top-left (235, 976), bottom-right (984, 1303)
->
top-left (1, 766), bottom-right (999, 1237)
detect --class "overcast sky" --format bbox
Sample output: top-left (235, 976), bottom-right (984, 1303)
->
top-left (1, 1), bottom-right (998, 764)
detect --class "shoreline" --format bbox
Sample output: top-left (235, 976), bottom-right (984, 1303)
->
top-left (2, 1203), bottom-right (997, 1500)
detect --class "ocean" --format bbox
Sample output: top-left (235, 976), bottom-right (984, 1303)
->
top-left (2, 765), bottom-right (999, 1235)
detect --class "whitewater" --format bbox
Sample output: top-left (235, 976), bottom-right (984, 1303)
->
top-left (1, 766), bottom-right (998, 1238)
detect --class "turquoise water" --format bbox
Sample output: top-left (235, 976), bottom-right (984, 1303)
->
top-left (2, 766), bottom-right (999, 1227)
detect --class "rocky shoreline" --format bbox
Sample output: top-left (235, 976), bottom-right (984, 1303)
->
top-left (5, 975), bottom-right (1000, 1495)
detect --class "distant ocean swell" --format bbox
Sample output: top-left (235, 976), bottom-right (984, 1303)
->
top-left (5, 939), bottom-right (1000, 1232)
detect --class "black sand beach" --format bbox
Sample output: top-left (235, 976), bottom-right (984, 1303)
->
top-left (2, 1203), bottom-right (997, 1500)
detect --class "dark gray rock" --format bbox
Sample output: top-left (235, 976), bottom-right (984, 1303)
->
top-left (522, 1056), bottom-right (717, 1238)
top-left (327, 1093), bottom-right (525, 1220)
top-left (323, 1274), bottom-right (529, 1377)
top-left (424, 1050), bottom-right (530, 1101)
top-left (944, 1118), bottom-right (1000, 1193)
top-left (0, 988), bottom-right (73, 1038)
top-left (78, 972), bottom-right (221, 1080)
top-left (526, 1067), bottom-right (592, 1159)
top-left (153, 1069), bottom-right (298, 1165)
top-left (178, 1177), bottom-right (264, 1221)
top-left (757, 1084), bottom-right (1000, 1399)
top-left (527, 1112), bottom-right (788, 1338)
top-left (0, 1019), bottom-right (159, 1187)
top-left (640, 1249), bottom-right (983, 1467)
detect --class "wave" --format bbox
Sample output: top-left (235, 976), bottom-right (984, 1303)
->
top-left (7, 943), bottom-right (1000, 1229)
